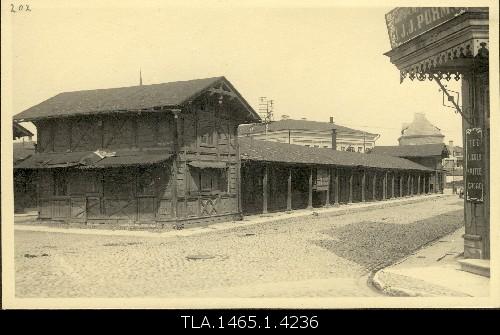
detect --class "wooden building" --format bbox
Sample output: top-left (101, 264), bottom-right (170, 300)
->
top-left (370, 143), bottom-right (449, 193)
top-left (13, 121), bottom-right (33, 140)
top-left (240, 138), bottom-right (435, 215)
top-left (13, 122), bottom-right (37, 213)
top-left (13, 77), bottom-right (260, 226)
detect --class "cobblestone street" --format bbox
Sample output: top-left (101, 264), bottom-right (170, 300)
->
top-left (15, 195), bottom-right (463, 298)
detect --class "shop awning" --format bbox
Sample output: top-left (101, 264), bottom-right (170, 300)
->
top-left (14, 150), bottom-right (172, 169)
top-left (188, 161), bottom-right (228, 169)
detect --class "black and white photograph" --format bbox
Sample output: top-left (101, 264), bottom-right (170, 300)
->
top-left (1, 0), bottom-right (498, 310)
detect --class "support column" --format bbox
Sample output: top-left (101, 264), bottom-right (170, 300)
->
top-left (325, 168), bottom-right (331, 207)
top-left (334, 168), bottom-right (339, 205)
top-left (348, 170), bottom-right (353, 203)
top-left (407, 173), bottom-right (411, 196)
top-left (391, 172), bottom-right (395, 199)
top-left (434, 171), bottom-right (439, 193)
top-left (361, 169), bottom-right (366, 202)
top-left (418, 174), bottom-right (421, 195)
top-left (372, 171), bottom-right (377, 201)
top-left (399, 173), bottom-right (403, 197)
top-left (286, 167), bottom-right (292, 211)
top-left (307, 167), bottom-right (313, 209)
top-left (383, 171), bottom-right (388, 200)
top-left (263, 165), bottom-right (268, 214)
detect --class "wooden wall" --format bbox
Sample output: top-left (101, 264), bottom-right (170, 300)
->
top-left (34, 112), bottom-right (175, 153)
top-left (34, 92), bottom-right (244, 225)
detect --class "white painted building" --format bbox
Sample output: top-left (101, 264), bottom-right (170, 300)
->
top-left (239, 117), bottom-right (379, 153)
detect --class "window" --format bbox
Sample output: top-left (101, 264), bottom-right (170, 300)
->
top-left (358, 147), bottom-right (363, 152)
top-left (200, 127), bottom-right (214, 145)
top-left (190, 168), bottom-right (228, 194)
top-left (341, 146), bottom-right (345, 151)
top-left (54, 172), bottom-right (68, 196)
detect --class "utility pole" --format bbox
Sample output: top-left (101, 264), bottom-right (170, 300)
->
top-left (258, 97), bottom-right (274, 140)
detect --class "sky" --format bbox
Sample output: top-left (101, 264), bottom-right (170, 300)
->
top-left (6, 1), bottom-right (464, 147)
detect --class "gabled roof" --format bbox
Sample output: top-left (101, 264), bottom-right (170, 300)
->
top-left (13, 122), bottom-right (33, 139)
top-left (13, 76), bottom-right (260, 122)
top-left (239, 138), bottom-right (432, 171)
top-left (369, 143), bottom-right (449, 158)
top-left (239, 119), bottom-right (378, 137)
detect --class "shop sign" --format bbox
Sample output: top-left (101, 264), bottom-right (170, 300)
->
top-left (315, 168), bottom-right (330, 191)
top-left (385, 7), bottom-right (468, 48)
top-left (465, 128), bottom-right (483, 202)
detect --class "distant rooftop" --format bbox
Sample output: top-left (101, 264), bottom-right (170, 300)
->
top-left (239, 118), bottom-right (378, 137)
top-left (370, 143), bottom-right (449, 158)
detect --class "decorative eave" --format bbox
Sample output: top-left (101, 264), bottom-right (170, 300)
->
top-left (384, 9), bottom-right (489, 82)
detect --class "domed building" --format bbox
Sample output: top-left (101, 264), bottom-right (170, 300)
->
top-left (370, 112), bottom-right (449, 194)
top-left (398, 112), bottom-right (445, 146)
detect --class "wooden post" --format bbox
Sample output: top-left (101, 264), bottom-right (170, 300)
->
top-left (361, 169), bottom-right (366, 202)
top-left (263, 164), bottom-right (269, 214)
top-left (434, 171), bottom-right (439, 193)
top-left (383, 171), bottom-right (388, 200)
top-left (325, 168), bottom-right (330, 207)
top-left (334, 168), bottom-right (339, 205)
top-left (399, 173), bottom-right (403, 197)
top-left (235, 126), bottom-right (242, 216)
top-left (407, 173), bottom-right (411, 196)
top-left (418, 174), bottom-right (421, 194)
top-left (391, 172), bottom-right (395, 199)
top-left (348, 170), bottom-right (353, 203)
top-left (372, 171), bottom-right (377, 201)
top-left (287, 167), bottom-right (292, 211)
top-left (172, 110), bottom-right (180, 220)
top-left (308, 167), bottom-right (313, 209)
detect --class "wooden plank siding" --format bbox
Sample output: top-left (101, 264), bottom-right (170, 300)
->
top-left (33, 92), bottom-right (242, 226)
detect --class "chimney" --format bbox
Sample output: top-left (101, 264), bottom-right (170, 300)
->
top-left (449, 140), bottom-right (454, 155)
top-left (329, 117), bottom-right (334, 123)
top-left (331, 128), bottom-right (337, 150)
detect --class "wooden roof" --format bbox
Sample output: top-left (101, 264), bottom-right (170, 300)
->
top-left (13, 122), bottom-right (33, 139)
top-left (13, 76), bottom-right (260, 122)
top-left (14, 150), bottom-right (172, 169)
top-left (240, 138), bottom-right (432, 171)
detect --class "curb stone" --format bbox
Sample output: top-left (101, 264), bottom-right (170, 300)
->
top-left (367, 226), bottom-right (464, 297)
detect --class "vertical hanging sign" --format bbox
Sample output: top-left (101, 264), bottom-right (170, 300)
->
top-left (465, 128), bottom-right (483, 202)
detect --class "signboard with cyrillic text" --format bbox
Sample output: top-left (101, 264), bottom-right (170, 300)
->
top-left (385, 7), bottom-right (468, 49)
top-left (465, 128), bottom-right (483, 202)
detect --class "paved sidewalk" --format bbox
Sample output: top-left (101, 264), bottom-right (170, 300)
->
top-left (14, 193), bottom-right (448, 238)
top-left (372, 227), bottom-right (490, 297)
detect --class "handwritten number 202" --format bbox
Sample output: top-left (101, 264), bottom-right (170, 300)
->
top-left (11, 4), bottom-right (31, 12)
